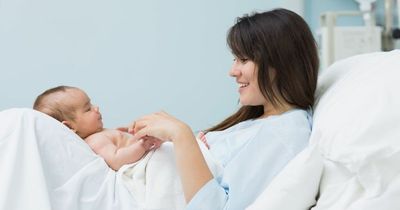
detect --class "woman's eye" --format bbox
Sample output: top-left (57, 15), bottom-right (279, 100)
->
top-left (240, 58), bottom-right (248, 63)
top-left (233, 58), bottom-right (248, 63)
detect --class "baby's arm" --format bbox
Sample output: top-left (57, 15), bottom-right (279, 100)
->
top-left (85, 130), bottom-right (151, 171)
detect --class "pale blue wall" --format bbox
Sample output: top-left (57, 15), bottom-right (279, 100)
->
top-left (2, 0), bottom-right (395, 131)
top-left (0, 0), bottom-right (298, 131)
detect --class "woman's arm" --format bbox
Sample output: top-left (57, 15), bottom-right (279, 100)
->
top-left (171, 126), bottom-right (213, 202)
top-left (130, 112), bottom-right (213, 202)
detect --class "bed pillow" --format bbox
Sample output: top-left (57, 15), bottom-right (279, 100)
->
top-left (247, 50), bottom-right (400, 210)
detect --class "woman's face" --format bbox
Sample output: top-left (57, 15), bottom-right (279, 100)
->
top-left (229, 57), bottom-right (267, 106)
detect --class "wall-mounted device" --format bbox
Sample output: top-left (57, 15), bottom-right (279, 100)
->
top-left (319, 11), bottom-right (382, 69)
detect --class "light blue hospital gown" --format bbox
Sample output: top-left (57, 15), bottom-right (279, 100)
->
top-left (186, 109), bottom-right (312, 210)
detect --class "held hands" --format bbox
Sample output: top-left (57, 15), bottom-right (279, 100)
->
top-left (127, 111), bottom-right (191, 143)
top-left (141, 136), bottom-right (162, 150)
top-left (116, 127), bottom-right (162, 150)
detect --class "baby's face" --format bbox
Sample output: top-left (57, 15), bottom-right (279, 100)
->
top-left (67, 89), bottom-right (103, 138)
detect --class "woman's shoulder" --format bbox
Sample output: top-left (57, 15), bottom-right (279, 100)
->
top-left (254, 109), bottom-right (311, 127)
top-left (253, 109), bottom-right (311, 152)
top-left (221, 109), bottom-right (311, 138)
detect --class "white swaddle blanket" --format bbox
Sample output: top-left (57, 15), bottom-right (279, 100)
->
top-left (0, 108), bottom-right (138, 210)
top-left (120, 140), bottom-right (223, 210)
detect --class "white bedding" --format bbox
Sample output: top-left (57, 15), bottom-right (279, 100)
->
top-left (247, 50), bottom-right (400, 210)
top-left (0, 108), bottom-right (138, 210)
top-left (120, 144), bottom-right (186, 210)
top-left (121, 139), bottom-right (222, 210)
top-left (0, 108), bottom-right (222, 210)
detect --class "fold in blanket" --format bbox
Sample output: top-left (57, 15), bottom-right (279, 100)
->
top-left (121, 140), bottom-right (223, 210)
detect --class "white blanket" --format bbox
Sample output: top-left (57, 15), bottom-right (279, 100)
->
top-left (120, 144), bottom-right (186, 210)
top-left (0, 107), bottom-right (223, 210)
top-left (247, 50), bottom-right (400, 210)
top-left (0, 108), bottom-right (138, 210)
top-left (121, 140), bottom-right (223, 210)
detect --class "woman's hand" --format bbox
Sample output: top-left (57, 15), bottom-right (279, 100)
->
top-left (128, 111), bottom-right (192, 143)
top-left (116, 125), bottom-right (162, 149)
top-left (129, 111), bottom-right (213, 202)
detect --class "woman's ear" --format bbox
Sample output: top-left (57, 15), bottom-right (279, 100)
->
top-left (62, 120), bottom-right (77, 133)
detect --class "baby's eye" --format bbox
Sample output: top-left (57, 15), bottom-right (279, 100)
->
top-left (85, 106), bottom-right (92, 112)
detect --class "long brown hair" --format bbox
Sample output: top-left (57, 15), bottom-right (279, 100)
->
top-left (207, 8), bottom-right (319, 132)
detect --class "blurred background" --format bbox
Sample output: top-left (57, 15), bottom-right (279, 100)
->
top-left (0, 0), bottom-right (399, 131)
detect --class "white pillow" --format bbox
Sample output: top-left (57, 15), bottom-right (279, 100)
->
top-left (247, 50), bottom-right (400, 210)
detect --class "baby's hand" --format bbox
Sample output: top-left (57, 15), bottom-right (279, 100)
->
top-left (152, 140), bottom-right (162, 149)
top-left (197, 131), bottom-right (210, 149)
top-left (142, 136), bottom-right (162, 150)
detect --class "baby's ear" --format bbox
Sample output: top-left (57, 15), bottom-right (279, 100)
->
top-left (62, 120), bottom-right (77, 133)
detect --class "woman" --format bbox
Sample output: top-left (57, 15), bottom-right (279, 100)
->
top-left (130, 8), bottom-right (319, 209)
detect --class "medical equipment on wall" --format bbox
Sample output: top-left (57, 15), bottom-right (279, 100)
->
top-left (395, 0), bottom-right (400, 48)
top-left (319, 0), bottom-right (400, 69)
top-left (319, 11), bottom-right (382, 69)
top-left (382, 0), bottom-right (400, 50)
top-left (355, 0), bottom-right (376, 25)
top-left (398, 0), bottom-right (400, 27)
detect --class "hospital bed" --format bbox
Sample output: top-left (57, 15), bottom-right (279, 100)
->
top-left (1, 50), bottom-right (400, 210)
top-left (248, 49), bottom-right (400, 210)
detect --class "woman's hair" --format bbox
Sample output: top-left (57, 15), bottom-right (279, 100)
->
top-left (33, 85), bottom-right (78, 122)
top-left (207, 8), bottom-right (319, 132)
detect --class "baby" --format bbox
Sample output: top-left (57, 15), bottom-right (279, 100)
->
top-left (33, 85), bottom-right (160, 171)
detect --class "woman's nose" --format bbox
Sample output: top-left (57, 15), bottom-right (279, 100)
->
top-left (93, 105), bottom-right (100, 113)
top-left (229, 63), bottom-right (241, 77)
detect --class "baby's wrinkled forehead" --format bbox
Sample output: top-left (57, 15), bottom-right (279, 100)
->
top-left (49, 88), bottom-right (90, 109)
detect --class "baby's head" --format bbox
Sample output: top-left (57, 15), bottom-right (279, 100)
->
top-left (33, 86), bottom-right (103, 138)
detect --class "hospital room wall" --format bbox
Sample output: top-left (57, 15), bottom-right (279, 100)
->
top-left (305, 0), bottom-right (399, 41)
top-left (0, 0), bottom-right (302, 131)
